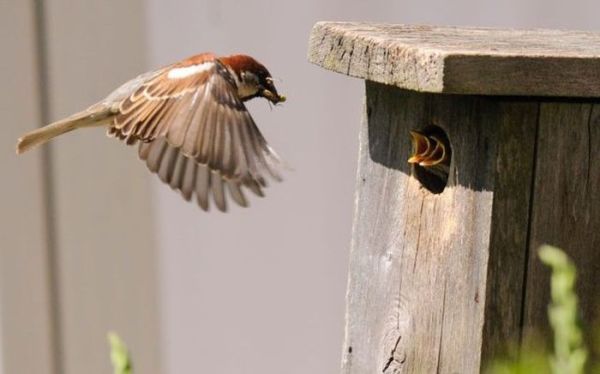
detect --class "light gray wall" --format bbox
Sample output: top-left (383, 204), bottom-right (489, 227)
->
top-left (43, 0), bottom-right (161, 372)
top-left (3, 1), bottom-right (599, 374)
top-left (144, 2), bottom-right (370, 373)
top-left (0, 301), bottom-right (3, 374)
top-left (145, 0), bottom-right (600, 373)
top-left (2, 1), bottom-right (160, 374)
top-left (1, 2), bottom-right (56, 373)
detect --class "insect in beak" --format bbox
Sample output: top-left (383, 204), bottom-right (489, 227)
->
top-left (262, 89), bottom-right (286, 104)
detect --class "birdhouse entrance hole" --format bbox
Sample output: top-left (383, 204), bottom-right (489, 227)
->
top-left (409, 125), bottom-right (451, 194)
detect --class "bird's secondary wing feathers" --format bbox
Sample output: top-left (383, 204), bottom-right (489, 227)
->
top-left (109, 53), bottom-right (282, 211)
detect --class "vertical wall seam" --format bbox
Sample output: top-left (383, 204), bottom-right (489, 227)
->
top-left (32, 1), bottom-right (63, 373)
top-left (585, 104), bottom-right (593, 191)
top-left (518, 101), bottom-right (542, 346)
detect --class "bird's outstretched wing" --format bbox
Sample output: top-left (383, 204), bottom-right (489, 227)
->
top-left (109, 53), bottom-right (282, 211)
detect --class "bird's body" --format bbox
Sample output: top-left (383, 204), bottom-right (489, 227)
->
top-left (16, 53), bottom-right (286, 212)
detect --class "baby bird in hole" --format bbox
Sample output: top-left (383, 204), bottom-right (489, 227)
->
top-left (408, 128), bottom-right (451, 182)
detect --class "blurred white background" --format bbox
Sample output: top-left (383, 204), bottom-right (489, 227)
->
top-left (2, 0), bottom-right (599, 373)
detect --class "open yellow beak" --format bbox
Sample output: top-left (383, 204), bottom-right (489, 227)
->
top-left (408, 131), bottom-right (449, 167)
top-left (408, 131), bottom-right (432, 164)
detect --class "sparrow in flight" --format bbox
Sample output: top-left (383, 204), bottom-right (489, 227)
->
top-left (16, 53), bottom-right (286, 212)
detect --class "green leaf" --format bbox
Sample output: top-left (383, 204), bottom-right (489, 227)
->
top-left (485, 245), bottom-right (591, 374)
top-left (108, 332), bottom-right (133, 374)
top-left (485, 349), bottom-right (549, 374)
top-left (539, 245), bottom-right (588, 374)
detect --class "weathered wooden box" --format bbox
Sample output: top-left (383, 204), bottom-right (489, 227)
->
top-left (308, 22), bottom-right (600, 373)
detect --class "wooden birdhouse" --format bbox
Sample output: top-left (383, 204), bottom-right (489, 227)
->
top-left (308, 22), bottom-right (600, 373)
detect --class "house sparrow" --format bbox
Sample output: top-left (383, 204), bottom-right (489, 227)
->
top-left (16, 53), bottom-right (286, 212)
top-left (408, 130), bottom-right (450, 180)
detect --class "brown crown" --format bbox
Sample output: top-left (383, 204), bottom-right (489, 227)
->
top-left (218, 54), bottom-right (271, 79)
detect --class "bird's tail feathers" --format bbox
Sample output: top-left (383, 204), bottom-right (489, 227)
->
top-left (16, 106), bottom-right (114, 154)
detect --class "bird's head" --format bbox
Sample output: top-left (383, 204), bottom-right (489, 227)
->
top-left (219, 54), bottom-right (286, 104)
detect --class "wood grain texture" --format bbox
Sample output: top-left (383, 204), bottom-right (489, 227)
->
top-left (308, 22), bottom-right (600, 97)
top-left (342, 82), bottom-right (541, 374)
top-left (481, 101), bottom-right (539, 365)
top-left (523, 101), bottom-right (600, 339)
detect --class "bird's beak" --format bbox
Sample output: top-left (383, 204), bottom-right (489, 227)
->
top-left (408, 131), bottom-right (431, 164)
top-left (408, 131), bottom-right (449, 167)
top-left (262, 89), bottom-right (286, 104)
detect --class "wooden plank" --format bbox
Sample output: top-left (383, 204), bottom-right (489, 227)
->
top-left (0, 1), bottom-right (57, 374)
top-left (342, 82), bottom-right (540, 373)
top-left (42, 1), bottom-right (161, 373)
top-left (308, 22), bottom-right (600, 97)
top-left (523, 101), bottom-right (600, 339)
top-left (481, 101), bottom-right (539, 366)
